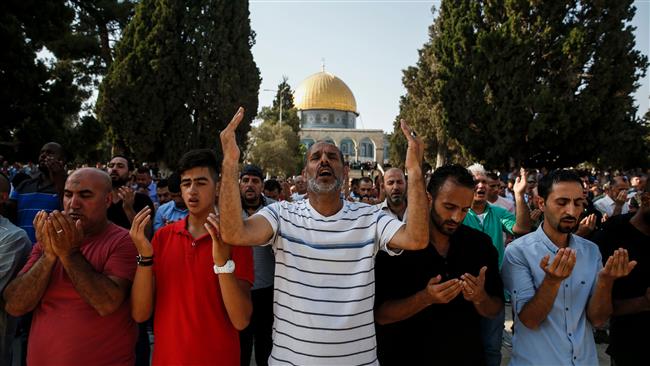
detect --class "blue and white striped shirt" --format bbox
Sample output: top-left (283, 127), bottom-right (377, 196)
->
top-left (256, 198), bottom-right (404, 366)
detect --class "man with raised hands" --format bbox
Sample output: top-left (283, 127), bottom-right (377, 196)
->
top-left (502, 169), bottom-right (637, 365)
top-left (217, 107), bottom-right (429, 365)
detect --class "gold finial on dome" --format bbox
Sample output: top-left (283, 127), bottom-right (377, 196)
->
top-left (294, 70), bottom-right (358, 114)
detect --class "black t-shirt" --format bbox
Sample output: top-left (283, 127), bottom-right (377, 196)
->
top-left (107, 192), bottom-right (154, 229)
top-left (375, 225), bottom-right (504, 366)
top-left (592, 213), bottom-right (649, 364)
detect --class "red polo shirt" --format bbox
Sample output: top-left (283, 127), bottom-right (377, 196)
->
top-left (151, 217), bottom-right (254, 366)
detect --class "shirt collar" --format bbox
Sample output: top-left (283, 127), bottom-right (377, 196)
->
top-left (533, 223), bottom-right (576, 254)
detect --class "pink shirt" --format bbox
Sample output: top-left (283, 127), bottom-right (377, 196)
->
top-left (21, 223), bottom-right (138, 366)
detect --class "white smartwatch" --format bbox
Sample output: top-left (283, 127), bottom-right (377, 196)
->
top-left (213, 260), bottom-right (235, 274)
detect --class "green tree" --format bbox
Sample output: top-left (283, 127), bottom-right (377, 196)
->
top-left (401, 1), bottom-right (648, 169)
top-left (390, 5), bottom-right (470, 168)
top-left (249, 78), bottom-right (302, 175)
top-left (1, 0), bottom-right (135, 163)
top-left (257, 76), bottom-right (300, 132)
top-left (96, 0), bottom-right (260, 167)
top-left (0, 0), bottom-right (79, 160)
top-left (246, 121), bottom-right (301, 177)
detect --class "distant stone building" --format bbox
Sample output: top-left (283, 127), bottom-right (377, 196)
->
top-left (294, 70), bottom-right (387, 164)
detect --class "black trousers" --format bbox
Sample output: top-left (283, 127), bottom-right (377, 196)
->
top-left (239, 286), bottom-right (274, 366)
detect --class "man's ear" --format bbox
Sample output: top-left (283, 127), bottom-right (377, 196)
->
top-left (105, 191), bottom-right (113, 209)
top-left (538, 197), bottom-right (545, 212)
top-left (426, 192), bottom-right (433, 209)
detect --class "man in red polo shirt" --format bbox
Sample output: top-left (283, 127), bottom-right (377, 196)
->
top-left (129, 149), bottom-right (253, 365)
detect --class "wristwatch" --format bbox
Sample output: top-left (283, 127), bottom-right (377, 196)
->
top-left (213, 259), bottom-right (235, 274)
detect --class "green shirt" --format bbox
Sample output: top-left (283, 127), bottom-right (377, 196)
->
top-left (462, 203), bottom-right (515, 268)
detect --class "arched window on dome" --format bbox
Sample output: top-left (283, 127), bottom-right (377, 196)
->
top-left (339, 138), bottom-right (355, 159)
top-left (359, 138), bottom-right (375, 162)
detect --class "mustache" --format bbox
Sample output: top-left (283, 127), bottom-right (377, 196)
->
top-left (560, 215), bottom-right (578, 222)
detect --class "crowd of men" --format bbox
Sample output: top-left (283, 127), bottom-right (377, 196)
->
top-left (0, 109), bottom-right (648, 366)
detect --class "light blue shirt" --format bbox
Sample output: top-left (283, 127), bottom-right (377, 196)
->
top-left (502, 225), bottom-right (602, 366)
top-left (153, 201), bottom-right (188, 231)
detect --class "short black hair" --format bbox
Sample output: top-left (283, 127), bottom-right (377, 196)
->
top-left (157, 179), bottom-right (168, 188)
top-left (264, 179), bottom-right (281, 193)
top-left (427, 164), bottom-right (475, 198)
top-left (111, 154), bottom-right (134, 171)
top-left (136, 166), bottom-right (150, 175)
top-left (167, 173), bottom-right (181, 193)
top-left (177, 149), bottom-right (220, 182)
top-left (350, 178), bottom-right (360, 187)
top-left (486, 172), bottom-right (499, 181)
top-left (537, 170), bottom-right (583, 200)
top-left (359, 177), bottom-right (373, 185)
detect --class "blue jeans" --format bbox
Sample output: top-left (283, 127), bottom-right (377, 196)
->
top-left (480, 307), bottom-right (505, 366)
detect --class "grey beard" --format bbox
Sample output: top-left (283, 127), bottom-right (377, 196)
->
top-left (308, 177), bottom-right (343, 194)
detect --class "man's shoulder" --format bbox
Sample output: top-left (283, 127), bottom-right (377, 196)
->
top-left (13, 175), bottom-right (51, 195)
top-left (0, 217), bottom-right (31, 250)
top-left (505, 231), bottom-right (539, 253)
top-left (157, 200), bottom-right (175, 213)
top-left (488, 202), bottom-right (512, 217)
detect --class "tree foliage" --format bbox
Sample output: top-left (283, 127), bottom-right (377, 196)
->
top-left (394, 0), bottom-right (649, 169)
top-left (248, 78), bottom-right (302, 175)
top-left (246, 121), bottom-right (301, 177)
top-left (96, 0), bottom-right (260, 168)
top-left (0, 0), bottom-right (134, 163)
top-left (257, 76), bottom-right (300, 132)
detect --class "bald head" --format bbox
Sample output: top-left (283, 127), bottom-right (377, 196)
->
top-left (64, 168), bottom-right (112, 235)
top-left (68, 168), bottom-right (112, 193)
top-left (383, 168), bottom-right (407, 207)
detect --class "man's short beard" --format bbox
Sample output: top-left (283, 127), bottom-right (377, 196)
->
top-left (387, 194), bottom-right (405, 206)
top-left (308, 177), bottom-right (343, 194)
top-left (111, 177), bottom-right (129, 188)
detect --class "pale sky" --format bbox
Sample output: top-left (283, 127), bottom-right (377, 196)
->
top-left (250, 0), bottom-right (650, 133)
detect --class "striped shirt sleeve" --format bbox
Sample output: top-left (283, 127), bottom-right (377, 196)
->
top-left (376, 210), bottom-right (405, 255)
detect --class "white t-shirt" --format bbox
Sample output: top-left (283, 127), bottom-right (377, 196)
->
top-left (256, 199), bottom-right (404, 365)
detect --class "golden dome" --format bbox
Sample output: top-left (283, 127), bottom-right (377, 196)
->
top-left (294, 71), bottom-right (358, 114)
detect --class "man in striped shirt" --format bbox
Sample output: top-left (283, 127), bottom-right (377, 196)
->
top-left (218, 107), bottom-right (429, 365)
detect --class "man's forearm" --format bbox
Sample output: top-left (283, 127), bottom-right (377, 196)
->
top-left (375, 290), bottom-right (430, 325)
top-left (131, 266), bottom-right (154, 323)
top-left (3, 255), bottom-right (56, 316)
top-left (518, 277), bottom-right (561, 329)
top-left (124, 206), bottom-right (136, 224)
top-left (219, 162), bottom-right (246, 245)
top-left (473, 295), bottom-right (504, 318)
top-left (60, 251), bottom-right (127, 316)
top-left (403, 170), bottom-right (428, 249)
top-left (587, 278), bottom-right (614, 327)
top-left (218, 274), bottom-right (252, 330)
top-left (513, 193), bottom-right (532, 234)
